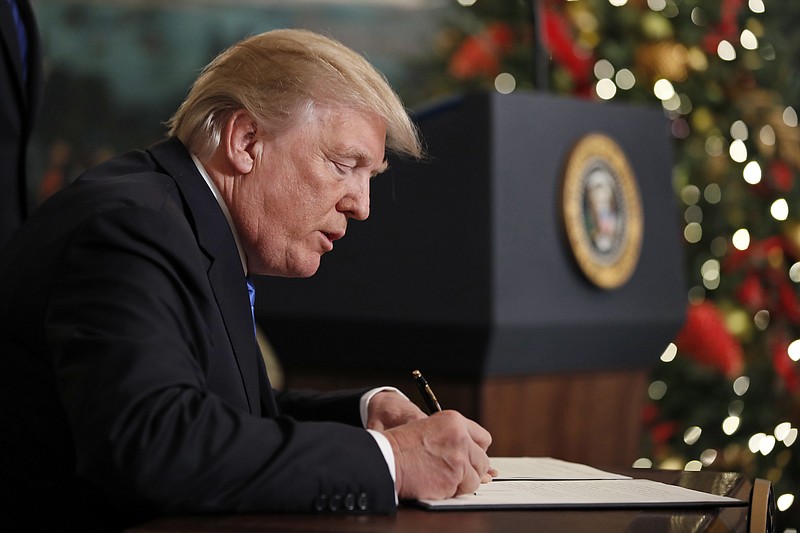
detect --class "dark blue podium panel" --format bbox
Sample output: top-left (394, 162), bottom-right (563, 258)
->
top-left (256, 91), bottom-right (686, 378)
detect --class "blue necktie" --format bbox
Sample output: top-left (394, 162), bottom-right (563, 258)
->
top-left (6, 0), bottom-right (28, 83)
top-left (246, 276), bottom-right (257, 335)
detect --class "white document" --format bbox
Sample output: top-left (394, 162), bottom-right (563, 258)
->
top-left (415, 457), bottom-right (745, 511)
top-left (490, 457), bottom-right (631, 481)
top-left (416, 479), bottom-right (744, 510)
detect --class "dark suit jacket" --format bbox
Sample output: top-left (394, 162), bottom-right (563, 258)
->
top-left (0, 137), bottom-right (395, 531)
top-left (0, 0), bottom-right (42, 248)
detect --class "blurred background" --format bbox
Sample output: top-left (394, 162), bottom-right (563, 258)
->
top-left (24, 0), bottom-right (800, 528)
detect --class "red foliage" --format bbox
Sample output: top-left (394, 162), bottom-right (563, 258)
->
top-left (736, 272), bottom-right (768, 310)
top-left (778, 280), bottom-right (800, 324)
top-left (675, 301), bottom-right (744, 378)
top-left (725, 236), bottom-right (800, 324)
top-left (447, 22), bottom-right (515, 80)
top-left (768, 159), bottom-right (795, 192)
top-left (724, 236), bottom-right (785, 271)
top-left (542, 5), bottom-right (593, 89)
top-left (641, 403), bottom-right (658, 425)
top-left (650, 420), bottom-right (679, 445)
top-left (486, 22), bottom-right (515, 54)
top-left (771, 337), bottom-right (799, 393)
top-left (702, 0), bottom-right (744, 53)
top-left (448, 36), bottom-right (500, 80)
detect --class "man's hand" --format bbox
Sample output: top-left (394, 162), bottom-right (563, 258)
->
top-left (366, 390), bottom-right (427, 431)
top-left (382, 410), bottom-right (494, 501)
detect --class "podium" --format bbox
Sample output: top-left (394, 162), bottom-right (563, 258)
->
top-left (255, 91), bottom-right (686, 464)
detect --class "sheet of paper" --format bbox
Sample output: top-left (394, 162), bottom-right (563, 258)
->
top-left (490, 457), bottom-right (631, 480)
top-left (416, 479), bottom-right (745, 510)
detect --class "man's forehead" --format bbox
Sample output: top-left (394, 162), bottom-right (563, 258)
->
top-left (315, 107), bottom-right (387, 166)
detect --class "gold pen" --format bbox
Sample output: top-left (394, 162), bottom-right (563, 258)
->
top-left (412, 369), bottom-right (442, 414)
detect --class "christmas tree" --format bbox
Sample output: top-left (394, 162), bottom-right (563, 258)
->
top-left (407, 0), bottom-right (800, 528)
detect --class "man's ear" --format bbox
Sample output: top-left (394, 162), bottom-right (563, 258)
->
top-left (224, 109), bottom-right (260, 175)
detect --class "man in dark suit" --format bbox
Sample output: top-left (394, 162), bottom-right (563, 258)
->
top-left (0, 29), bottom-right (493, 531)
top-left (0, 0), bottom-right (42, 248)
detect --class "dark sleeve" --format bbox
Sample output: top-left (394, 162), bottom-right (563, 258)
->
top-left (45, 202), bottom-right (396, 516)
top-left (275, 387), bottom-right (371, 427)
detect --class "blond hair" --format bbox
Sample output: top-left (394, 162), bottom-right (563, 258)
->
top-left (167, 29), bottom-right (421, 160)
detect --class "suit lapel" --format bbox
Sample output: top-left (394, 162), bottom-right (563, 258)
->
top-left (147, 137), bottom-right (277, 416)
top-left (17, 0), bottom-right (41, 118)
top-left (0, 1), bottom-right (24, 100)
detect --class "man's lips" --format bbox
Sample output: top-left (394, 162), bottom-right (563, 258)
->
top-left (321, 230), bottom-right (345, 251)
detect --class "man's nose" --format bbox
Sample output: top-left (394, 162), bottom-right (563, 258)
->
top-left (340, 177), bottom-right (370, 221)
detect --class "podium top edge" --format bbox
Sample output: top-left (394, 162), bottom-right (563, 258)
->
top-left (410, 90), bottom-right (665, 123)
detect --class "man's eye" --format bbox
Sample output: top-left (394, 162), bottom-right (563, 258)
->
top-left (332, 160), bottom-right (352, 174)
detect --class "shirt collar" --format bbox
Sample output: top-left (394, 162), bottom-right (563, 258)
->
top-left (191, 153), bottom-right (249, 276)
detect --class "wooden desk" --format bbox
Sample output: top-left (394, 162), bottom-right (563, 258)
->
top-left (126, 469), bottom-right (754, 533)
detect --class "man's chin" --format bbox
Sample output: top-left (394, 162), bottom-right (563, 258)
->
top-left (253, 263), bottom-right (320, 279)
top-left (287, 258), bottom-right (322, 279)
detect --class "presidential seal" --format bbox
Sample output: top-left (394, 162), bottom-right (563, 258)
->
top-left (560, 133), bottom-right (643, 290)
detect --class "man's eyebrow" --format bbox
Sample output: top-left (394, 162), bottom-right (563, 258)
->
top-left (334, 147), bottom-right (372, 163)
